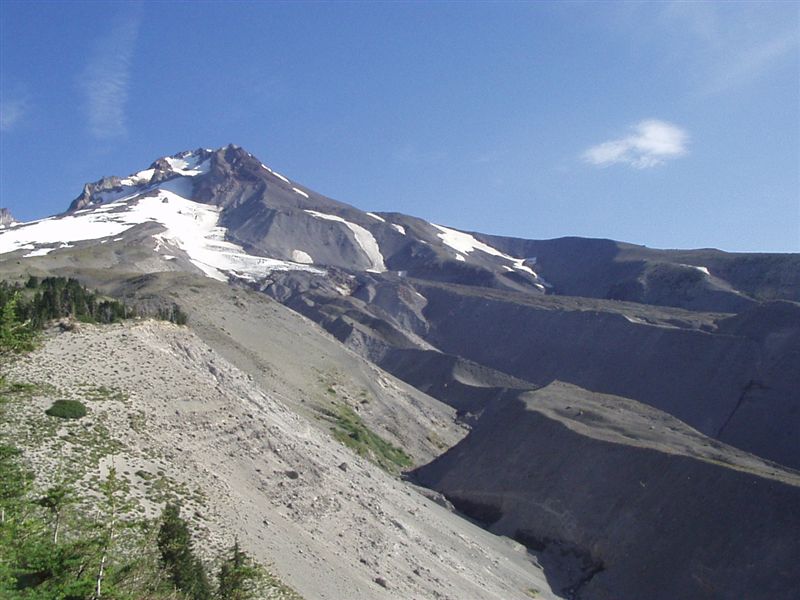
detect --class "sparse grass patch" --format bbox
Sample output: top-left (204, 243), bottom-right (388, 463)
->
top-left (319, 404), bottom-right (412, 473)
top-left (426, 430), bottom-right (449, 451)
top-left (135, 469), bottom-right (155, 481)
top-left (128, 409), bottom-right (147, 433)
top-left (45, 399), bottom-right (88, 420)
top-left (80, 383), bottom-right (129, 402)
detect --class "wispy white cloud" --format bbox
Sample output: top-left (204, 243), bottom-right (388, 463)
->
top-left (698, 31), bottom-right (798, 97)
top-left (583, 120), bottom-right (689, 169)
top-left (0, 96), bottom-right (28, 132)
top-left (661, 2), bottom-right (798, 97)
top-left (81, 15), bottom-right (141, 139)
top-left (391, 142), bottom-right (447, 165)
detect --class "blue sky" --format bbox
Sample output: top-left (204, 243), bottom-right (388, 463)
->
top-left (1, 1), bottom-right (798, 252)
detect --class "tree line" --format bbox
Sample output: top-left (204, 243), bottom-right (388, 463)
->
top-left (0, 276), bottom-right (188, 353)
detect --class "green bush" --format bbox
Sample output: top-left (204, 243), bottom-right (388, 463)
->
top-left (323, 405), bottom-right (413, 473)
top-left (45, 400), bottom-right (88, 420)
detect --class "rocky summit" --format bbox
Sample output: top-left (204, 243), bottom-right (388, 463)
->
top-left (1, 145), bottom-right (798, 600)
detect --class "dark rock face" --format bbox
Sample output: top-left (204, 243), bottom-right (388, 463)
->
top-left (69, 175), bottom-right (126, 211)
top-left (413, 382), bottom-right (800, 600)
top-left (269, 267), bottom-right (800, 469)
top-left (414, 282), bottom-right (800, 468)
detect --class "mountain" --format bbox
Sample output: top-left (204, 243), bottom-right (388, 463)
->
top-left (1, 144), bottom-right (798, 600)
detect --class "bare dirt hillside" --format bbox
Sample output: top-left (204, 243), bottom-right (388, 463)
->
top-left (3, 320), bottom-right (561, 600)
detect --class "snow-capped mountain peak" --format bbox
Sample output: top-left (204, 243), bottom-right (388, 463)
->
top-left (68, 148), bottom-right (214, 212)
top-left (2, 144), bottom-right (551, 293)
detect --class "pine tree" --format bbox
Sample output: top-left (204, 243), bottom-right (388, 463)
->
top-left (157, 504), bottom-right (211, 600)
top-left (216, 541), bottom-right (262, 600)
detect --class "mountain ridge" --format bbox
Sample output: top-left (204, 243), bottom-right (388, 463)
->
top-left (1, 143), bottom-right (798, 600)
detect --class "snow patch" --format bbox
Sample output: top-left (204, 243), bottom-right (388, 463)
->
top-left (333, 284), bottom-right (351, 296)
top-left (391, 224), bottom-right (406, 235)
top-left (366, 212), bottom-right (385, 223)
top-left (120, 168), bottom-right (155, 186)
top-left (95, 186), bottom-right (142, 205)
top-left (304, 210), bottom-right (386, 273)
top-left (23, 247), bottom-right (55, 257)
top-left (159, 176), bottom-right (195, 198)
top-left (291, 249), bottom-right (314, 264)
top-left (681, 264), bottom-right (710, 276)
top-left (164, 153), bottom-right (211, 177)
top-left (272, 171), bottom-right (290, 184)
top-left (623, 314), bottom-right (649, 325)
top-left (432, 224), bottom-right (506, 257)
top-left (432, 223), bottom-right (547, 285)
top-left (292, 187), bottom-right (309, 199)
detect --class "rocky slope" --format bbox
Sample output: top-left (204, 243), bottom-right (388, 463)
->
top-left (414, 382), bottom-right (800, 600)
top-left (3, 319), bottom-right (559, 600)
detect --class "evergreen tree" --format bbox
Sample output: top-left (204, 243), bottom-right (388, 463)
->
top-left (157, 504), bottom-right (211, 600)
top-left (216, 541), bottom-right (262, 600)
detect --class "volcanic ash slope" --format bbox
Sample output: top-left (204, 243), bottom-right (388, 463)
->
top-left (4, 320), bottom-right (560, 600)
top-left (414, 381), bottom-right (800, 600)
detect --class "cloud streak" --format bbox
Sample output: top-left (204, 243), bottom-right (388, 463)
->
top-left (662, 2), bottom-right (798, 97)
top-left (0, 96), bottom-right (28, 132)
top-left (81, 15), bottom-right (140, 140)
top-left (583, 120), bottom-right (689, 169)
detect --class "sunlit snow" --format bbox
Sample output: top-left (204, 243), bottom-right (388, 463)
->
top-left (120, 168), bottom-right (155, 187)
top-left (432, 223), bottom-right (545, 283)
top-left (88, 152), bottom-right (209, 208)
top-left (23, 247), bottom-right (55, 257)
top-left (0, 186), bottom-right (323, 282)
top-left (681, 264), bottom-right (710, 276)
top-left (164, 153), bottom-right (211, 177)
top-left (304, 210), bottom-right (387, 273)
top-left (292, 187), bottom-right (309, 198)
top-left (291, 249), bottom-right (314, 264)
top-left (272, 171), bottom-right (290, 184)
top-left (391, 224), bottom-right (406, 235)
top-left (366, 212), bottom-right (385, 223)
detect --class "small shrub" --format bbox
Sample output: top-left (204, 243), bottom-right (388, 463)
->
top-left (45, 400), bottom-right (88, 420)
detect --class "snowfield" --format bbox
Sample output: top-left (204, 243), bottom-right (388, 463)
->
top-left (0, 183), bottom-right (323, 282)
top-left (164, 153), bottom-right (211, 177)
top-left (304, 209), bottom-right (387, 273)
